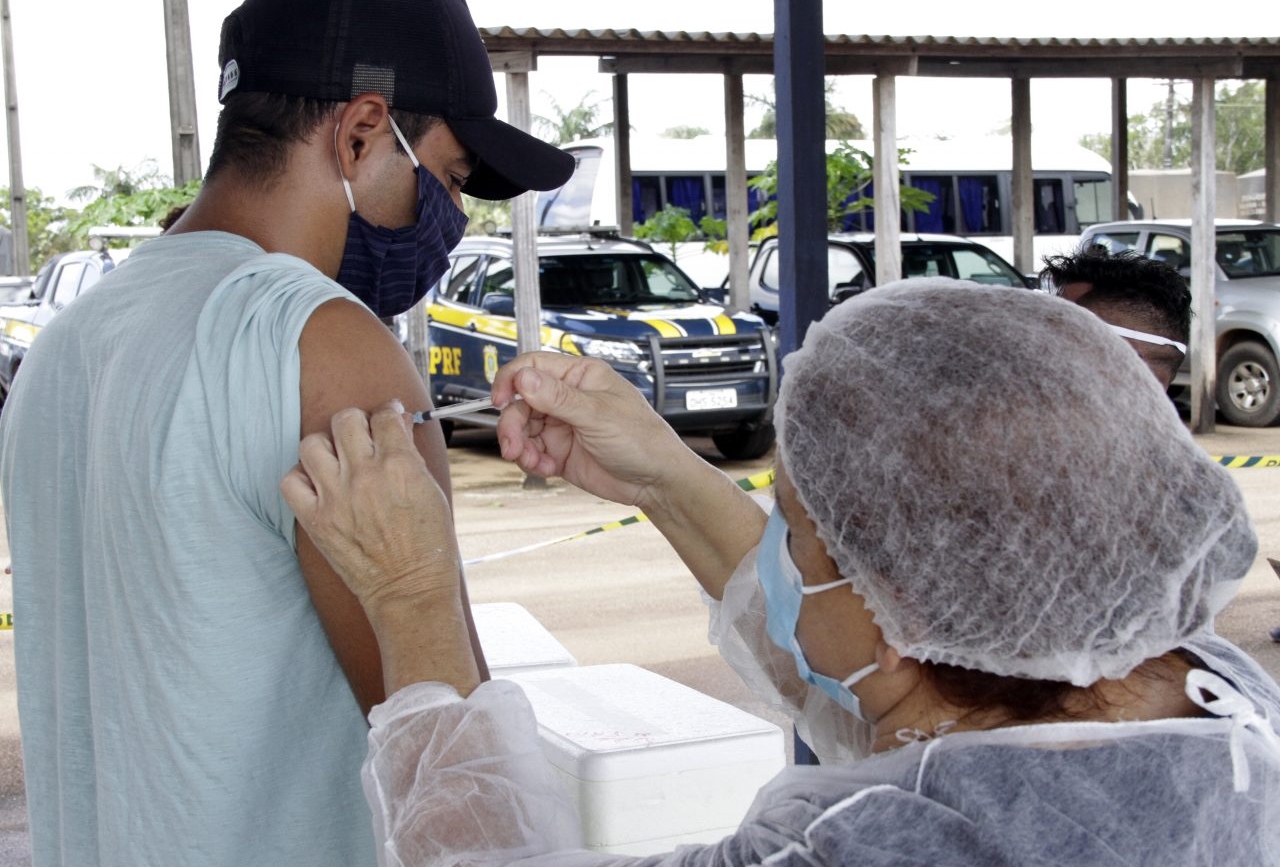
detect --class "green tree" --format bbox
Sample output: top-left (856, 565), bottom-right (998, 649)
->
top-left (534, 91), bottom-right (613, 145)
top-left (747, 144), bottom-right (935, 238)
top-left (747, 79), bottom-right (864, 140)
top-left (633, 204), bottom-right (699, 260)
top-left (0, 186), bottom-right (79, 269)
top-left (66, 160), bottom-right (169, 204)
top-left (65, 179), bottom-right (201, 242)
top-left (1079, 80), bottom-right (1266, 175)
top-left (698, 215), bottom-right (728, 255)
top-left (462, 195), bottom-right (512, 236)
top-left (661, 125), bottom-right (710, 139)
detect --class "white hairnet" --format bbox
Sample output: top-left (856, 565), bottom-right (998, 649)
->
top-left (776, 277), bottom-right (1255, 686)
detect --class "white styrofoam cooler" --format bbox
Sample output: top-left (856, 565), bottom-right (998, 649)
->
top-left (470, 602), bottom-right (578, 676)
top-left (503, 663), bottom-right (786, 855)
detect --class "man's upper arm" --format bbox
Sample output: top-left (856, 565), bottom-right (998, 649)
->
top-left (297, 299), bottom-right (455, 714)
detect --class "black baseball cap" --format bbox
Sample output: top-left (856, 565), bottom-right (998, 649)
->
top-left (217, 0), bottom-right (575, 200)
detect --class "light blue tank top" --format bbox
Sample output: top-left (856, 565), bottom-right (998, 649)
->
top-left (0, 232), bottom-right (375, 867)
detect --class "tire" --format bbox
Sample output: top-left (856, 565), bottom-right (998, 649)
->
top-left (1217, 341), bottom-right (1280, 427)
top-left (712, 423), bottom-right (776, 460)
top-left (439, 419), bottom-right (455, 447)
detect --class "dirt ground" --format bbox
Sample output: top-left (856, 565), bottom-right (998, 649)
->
top-left (0, 420), bottom-right (1277, 865)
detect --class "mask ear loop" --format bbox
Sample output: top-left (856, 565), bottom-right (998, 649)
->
top-left (334, 123), bottom-right (356, 212)
top-left (386, 115), bottom-right (421, 169)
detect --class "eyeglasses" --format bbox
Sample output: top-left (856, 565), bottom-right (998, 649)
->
top-left (1108, 324), bottom-right (1187, 357)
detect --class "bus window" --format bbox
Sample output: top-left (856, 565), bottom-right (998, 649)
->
top-left (1034, 179), bottom-right (1066, 233)
top-left (632, 176), bottom-right (661, 224)
top-left (746, 174), bottom-right (766, 216)
top-left (711, 176), bottom-right (727, 222)
top-left (957, 176), bottom-right (1001, 234)
top-left (536, 146), bottom-right (602, 228)
top-left (908, 176), bottom-right (957, 233)
top-left (1073, 176), bottom-right (1113, 226)
top-left (664, 175), bottom-right (708, 222)
top-left (836, 182), bottom-right (873, 232)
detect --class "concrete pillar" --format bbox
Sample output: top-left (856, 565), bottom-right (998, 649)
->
top-left (724, 73), bottom-right (750, 312)
top-left (1189, 76), bottom-right (1217, 434)
top-left (873, 74), bottom-right (901, 285)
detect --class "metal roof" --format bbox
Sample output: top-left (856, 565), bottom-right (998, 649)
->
top-left (479, 28), bottom-right (1280, 78)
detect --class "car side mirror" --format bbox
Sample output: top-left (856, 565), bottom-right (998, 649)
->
top-left (832, 283), bottom-right (870, 305)
top-left (481, 293), bottom-right (515, 317)
top-left (831, 277), bottom-right (870, 305)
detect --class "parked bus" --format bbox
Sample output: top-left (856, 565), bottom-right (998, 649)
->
top-left (535, 135), bottom-right (1140, 273)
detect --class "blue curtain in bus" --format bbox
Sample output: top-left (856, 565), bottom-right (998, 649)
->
top-left (958, 177), bottom-right (991, 233)
top-left (829, 183), bottom-right (874, 232)
top-left (666, 176), bottom-right (706, 222)
top-left (911, 178), bottom-right (947, 232)
top-left (633, 177), bottom-right (662, 225)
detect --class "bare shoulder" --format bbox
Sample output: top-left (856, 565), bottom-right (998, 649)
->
top-left (299, 300), bottom-right (424, 427)
top-left (298, 298), bottom-right (449, 489)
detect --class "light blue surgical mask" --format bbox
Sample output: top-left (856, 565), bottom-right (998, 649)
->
top-left (758, 505), bottom-right (879, 721)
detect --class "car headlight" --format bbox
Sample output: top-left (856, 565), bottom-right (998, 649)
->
top-left (565, 335), bottom-right (644, 365)
top-left (2, 320), bottom-right (40, 347)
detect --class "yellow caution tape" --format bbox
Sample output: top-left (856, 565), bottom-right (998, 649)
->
top-left (11, 455), bottom-right (1280, 626)
top-left (0, 470), bottom-right (780, 627)
top-left (462, 469), bottom-right (777, 566)
top-left (1213, 455), bottom-right (1280, 468)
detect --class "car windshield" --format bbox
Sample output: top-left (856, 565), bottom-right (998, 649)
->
top-left (867, 243), bottom-right (1026, 287)
top-left (1216, 229), bottom-right (1280, 279)
top-left (539, 254), bottom-right (702, 307)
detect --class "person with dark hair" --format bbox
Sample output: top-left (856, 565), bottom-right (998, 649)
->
top-left (1041, 246), bottom-right (1192, 388)
top-left (282, 278), bottom-right (1279, 866)
top-left (0, 1), bottom-right (572, 865)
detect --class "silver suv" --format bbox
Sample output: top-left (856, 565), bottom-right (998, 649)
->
top-left (1080, 219), bottom-right (1280, 427)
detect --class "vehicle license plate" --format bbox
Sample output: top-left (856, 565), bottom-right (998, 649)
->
top-left (685, 388), bottom-right (738, 410)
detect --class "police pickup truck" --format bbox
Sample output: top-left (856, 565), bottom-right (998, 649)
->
top-left (422, 232), bottom-right (778, 460)
top-left (0, 249), bottom-right (118, 407)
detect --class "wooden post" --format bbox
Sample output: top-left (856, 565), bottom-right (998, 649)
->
top-left (613, 73), bottom-right (633, 234)
top-left (1, 0), bottom-right (28, 275)
top-left (1266, 78), bottom-right (1279, 223)
top-left (1010, 78), bottom-right (1034, 276)
top-left (724, 72), bottom-right (750, 312)
top-left (162, 0), bottom-right (202, 185)
top-left (505, 69), bottom-right (542, 356)
top-left (1110, 77), bottom-right (1129, 222)
top-left (873, 74), bottom-right (901, 285)
top-left (1189, 76), bottom-right (1217, 434)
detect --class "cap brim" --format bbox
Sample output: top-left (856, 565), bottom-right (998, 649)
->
top-left (447, 117), bottom-right (576, 201)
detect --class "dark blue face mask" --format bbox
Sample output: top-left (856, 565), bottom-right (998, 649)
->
top-left (335, 116), bottom-right (469, 318)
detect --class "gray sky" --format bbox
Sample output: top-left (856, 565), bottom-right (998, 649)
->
top-left (4, 0), bottom-right (1277, 204)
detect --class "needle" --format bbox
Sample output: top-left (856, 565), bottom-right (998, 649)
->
top-left (412, 395), bottom-right (521, 424)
